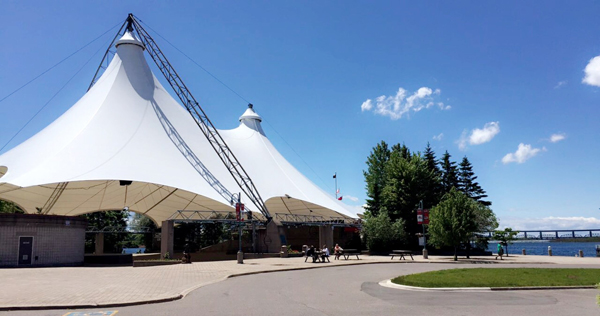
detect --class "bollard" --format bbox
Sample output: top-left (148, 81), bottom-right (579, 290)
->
top-left (579, 250), bottom-right (584, 258)
top-left (522, 249), bottom-right (526, 255)
top-left (237, 250), bottom-right (244, 264)
top-left (422, 248), bottom-right (428, 259)
top-left (548, 246), bottom-right (552, 256)
top-left (596, 245), bottom-right (600, 257)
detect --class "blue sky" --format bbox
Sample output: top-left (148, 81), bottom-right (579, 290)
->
top-left (1, 1), bottom-right (599, 229)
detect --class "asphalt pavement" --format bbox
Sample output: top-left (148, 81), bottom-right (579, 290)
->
top-left (2, 263), bottom-right (598, 316)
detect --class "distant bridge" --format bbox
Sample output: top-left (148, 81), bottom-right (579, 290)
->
top-left (482, 229), bottom-right (600, 240)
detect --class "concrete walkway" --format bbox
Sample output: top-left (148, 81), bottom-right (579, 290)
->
top-left (0, 254), bottom-right (598, 310)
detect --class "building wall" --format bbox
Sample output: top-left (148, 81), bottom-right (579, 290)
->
top-left (0, 214), bottom-right (87, 267)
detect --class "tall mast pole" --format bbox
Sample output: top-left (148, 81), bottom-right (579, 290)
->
top-left (334, 172), bottom-right (337, 199)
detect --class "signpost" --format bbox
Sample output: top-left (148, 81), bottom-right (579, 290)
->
top-left (418, 200), bottom-right (429, 259)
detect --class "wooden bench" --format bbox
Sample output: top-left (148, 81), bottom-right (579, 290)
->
top-left (341, 249), bottom-right (361, 260)
top-left (390, 250), bottom-right (413, 260)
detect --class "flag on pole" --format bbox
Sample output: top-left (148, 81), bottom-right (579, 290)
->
top-left (338, 196), bottom-right (343, 201)
top-left (336, 188), bottom-right (340, 194)
top-left (333, 174), bottom-right (336, 179)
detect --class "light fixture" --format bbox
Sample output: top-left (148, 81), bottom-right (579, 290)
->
top-left (285, 194), bottom-right (291, 199)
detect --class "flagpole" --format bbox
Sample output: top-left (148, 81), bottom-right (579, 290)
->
top-left (334, 172), bottom-right (337, 199)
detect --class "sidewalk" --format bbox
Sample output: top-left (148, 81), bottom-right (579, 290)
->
top-left (0, 254), bottom-right (598, 310)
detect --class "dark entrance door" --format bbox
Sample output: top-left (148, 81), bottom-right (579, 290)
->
top-left (18, 236), bottom-right (33, 265)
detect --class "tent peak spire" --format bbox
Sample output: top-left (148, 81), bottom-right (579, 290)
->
top-left (115, 31), bottom-right (145, 50)
top-left (239, 105), bottom-right (262, 123)
top-left (238, 104), bottom-right (265, 136)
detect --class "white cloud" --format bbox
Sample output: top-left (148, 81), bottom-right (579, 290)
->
top-left (457, 122), bottom-right (500, 150)
top-left (550, 133), bottom-right (566, 143)
top-left (343, 195), bottom-right (359, 202)
top-left (582, 55), bottom-right (600, 87)
top-left (500, 216), bottom-right (600, 230)
top-left (360, 99), bottom-right (373, 111)
top-left (554, 80), bottom-right (567, 89)
top-left (360, 86), bottom-right (449, 120)
top-left (502, 143), bottom-right (545, 164)
top-left (433, 133), bottom-right (444, 141)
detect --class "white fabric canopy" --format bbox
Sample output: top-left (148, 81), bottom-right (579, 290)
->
top-left (0, 32), bottom-right (356, 225)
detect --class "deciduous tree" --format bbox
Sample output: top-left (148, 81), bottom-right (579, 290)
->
top-left (428, 188), bottom-right (480, 261)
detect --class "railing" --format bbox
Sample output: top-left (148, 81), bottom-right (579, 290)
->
top-left (275, 213), bottom-right (361, 227)
top-left (481, 229), bottom-right (600, 240)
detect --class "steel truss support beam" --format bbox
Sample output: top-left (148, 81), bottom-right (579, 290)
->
top-left (126, 15), bottom-right (271, 220)
top-left (88, 14), bottom-right (271, 220)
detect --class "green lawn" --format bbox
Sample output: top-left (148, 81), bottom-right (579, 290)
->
top-left (391, 268), bottom-right (600, 288)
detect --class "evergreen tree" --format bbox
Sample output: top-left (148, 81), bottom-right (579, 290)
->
top-left (423, 143), bottom-right (443, 208)
top-left (440, 151), bottom-right (459, 194)
top-left (363, 141), bottom-right (391, 217)
top-left (391, 143), bottom-right (411, 160)
top-left (381, 153), bottom-right (435, 246)
top-left (457, 156), bottom-right (491, 206)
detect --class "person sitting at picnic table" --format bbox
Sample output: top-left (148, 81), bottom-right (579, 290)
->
top-left (321, 245), bottom-right (330, 262)
top-left (307, 245), bottom-right (317, 262)
top-left (334, 244), bottom-right (343, 260)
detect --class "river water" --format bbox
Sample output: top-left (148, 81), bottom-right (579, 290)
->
top-left (487, 241), bottom-right (600, 257)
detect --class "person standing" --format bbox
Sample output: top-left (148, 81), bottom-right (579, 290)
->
top-left (321, 245), bottom-right (330, 262)
top-left (496, 243), bottom-right (504, 260)
top-left (334, 244), bottom-right (343, 260)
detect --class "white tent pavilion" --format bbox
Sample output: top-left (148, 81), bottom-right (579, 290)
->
top-left (0, 32), bottom-right (356, 226)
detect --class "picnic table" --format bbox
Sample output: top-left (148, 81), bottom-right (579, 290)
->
top-left (341, 249), bottom-right (361, 260)
top-left (390, 250), bottom-right (413, 260)
top-left (304, 250), bottom-right (330, 263)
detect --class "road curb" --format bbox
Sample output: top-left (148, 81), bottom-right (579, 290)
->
top-left (0, 295), bottom-right (183, 312)
top-left (379, 279), bottom-right (597, 292)
top-left (379, 279), bottom-right (492, 292)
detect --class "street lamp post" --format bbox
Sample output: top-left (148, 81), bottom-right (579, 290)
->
top-left (235, 193), bottom-right (244, 264)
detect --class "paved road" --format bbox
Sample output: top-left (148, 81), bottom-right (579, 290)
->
top-left (3, 263), bottom-right (598, 316)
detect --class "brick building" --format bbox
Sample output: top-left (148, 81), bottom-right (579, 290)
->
top-left (0, 214), bottom-right (86, 267)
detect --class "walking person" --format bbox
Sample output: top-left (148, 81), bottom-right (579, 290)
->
top-left (496, 243), bottom-right (504, 260)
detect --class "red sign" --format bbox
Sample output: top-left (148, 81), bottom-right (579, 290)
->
top-left (235, 203), bottom-right (245, 221)
top-left (417, 209), bottom-right (429, 225)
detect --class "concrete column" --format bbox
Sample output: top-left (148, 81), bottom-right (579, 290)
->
top-left (262, 221), bottom-right (283, 253)
top-left (318, 225), bottom-right (334, 249)
top-left (161, 220), bottom-right (174, 259)
top-left (95, 233), bottom-right (104, 254)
